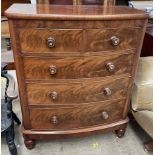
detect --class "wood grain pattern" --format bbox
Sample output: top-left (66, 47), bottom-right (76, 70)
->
top-left (5, 4), bottom-right (149, 20)
top-left (29, 99), bottom-right (125, 130)
top-left (122, 19), bottom-right (148, 119)
top-left (26, 77), bottom-right (130, 105)
top-left (15, 20), bottom-right (144, 29)
top-left (19, 29), bottom-right (83, 53)
top-left (81, 0), bottom-right (104, 5)
top-left (23, 118), bottom-right (128, 140)
top-left (19, 28), bottom-right (140, 53)
top-left (37, 0), bottom-right (115, 6)
top-left (86, 28), bottom-right (140, 52)
top-left (7, 20), bottom-right (31, 129)
top-left (37, 0), bottom-right (73, 5)
top-left (23, 53), bottom-right (133, 80)
top-left (1, 0), bottom-right (30, 16)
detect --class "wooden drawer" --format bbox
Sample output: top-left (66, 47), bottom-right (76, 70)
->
top-left (23, 53), bottom-right (133, 80)
top-left (26, 77), bottom-right (130, 105)
top-left (29, 100), bottom-right (125, 130)
top-left (86, 28), bottom-right (140, 52)
top-left (19, 28), bottom-right (83, 53)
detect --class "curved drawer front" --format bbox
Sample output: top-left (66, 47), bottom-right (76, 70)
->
top-left (29, 100), bottom-right (125, 130)
top-left (23, 53), bottom-right (133, 80)
top-left (86, 28), bottom-right (140, 52)
top-left (19, 29), bottom-right (83, 53)
top-left (26, 77), bottom-right (130, 105)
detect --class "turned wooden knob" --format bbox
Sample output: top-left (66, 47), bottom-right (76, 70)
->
top-left (50, 91), bottom-right (58, 100)
top-left (106, 62), bottom-right (115, 72)
top-left (111, 36), bottom-right (120, 46)
top-left (47, 37), bottom-right (55, 48)
top-left (51, 116), bottom-right (58, 124)
top-left (102, 111), bottom-right (109, 120)
top-left (103, 88), bottom-right (112, 96)
top-left (49, 65), bottom-right (57, 75)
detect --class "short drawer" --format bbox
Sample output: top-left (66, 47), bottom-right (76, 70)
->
top-left (23, 53), bottom-right (133, 80)
top-left (19, 28), bottom-right (83, 53)
top-left (26, 77), bottom-right (130, 105)
top-left (29, 100), bottom-right (125, 130)
top-left (86, 28), bottom-right (140, 52)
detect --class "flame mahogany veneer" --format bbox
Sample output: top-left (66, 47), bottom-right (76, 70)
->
top-left (5, 4), bottom-right (148, 149)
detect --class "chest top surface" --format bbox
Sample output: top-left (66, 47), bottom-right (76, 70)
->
top-left (5, 4), bottom-right (148, 20)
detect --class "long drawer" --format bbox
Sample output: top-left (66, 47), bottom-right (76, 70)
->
top-left (23, 53), bottom-right (133, 80)
top-left (26, 77), bottom-right (130, 105)
top-left (19, 28), bottom-right (139, 53)
top-left (29, 100), bottom-right (125, 130)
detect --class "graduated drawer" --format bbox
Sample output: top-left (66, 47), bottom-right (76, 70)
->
top-left (19, 28), bottom-right (83, 53)
top-left (26, 77), bottom-right (130, 105)
top-left (23, 53), bottom-right (133, 80)
top-left (86, 28), bottom-right (140, 52)
top-left (29, 100), bottom-right (125, 130)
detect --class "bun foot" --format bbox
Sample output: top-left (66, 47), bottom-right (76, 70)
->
top-left (24, 139), bottom-right (36, 149)
top-left (115, 129), bottom-right (126, 138)
top-left (144, 140), bottom-right (153, 152)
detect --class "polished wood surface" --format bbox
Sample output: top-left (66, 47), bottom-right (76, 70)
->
top-left (86, 28), bottom-right (140, 52)
top-left (5, 4), bottom-right (148, 20)
top-left (26, 77), bottom-right (130, 105)
top-left (29, 99), bottom-right (124, 130)
top-left (19, 27), bottom-right (140, 53)
top-left (15, 19), bottom-right (144, 29)
top-left (37, 0), bottom-right (115, 6)
top-left (23, 52), bottom-right (133, 80)
top-left (6, 4), bottom-right (148, 149)
top-left (37, 0), bottom-right (73, 5)
top-left (19, 28), bottom-right (83, 53)
top-left (23, 118), bottom-right (128, 139)
top-left (1, 0), bottom-right (30, 16)
top-left (81, 0), bottom-right (115, 5)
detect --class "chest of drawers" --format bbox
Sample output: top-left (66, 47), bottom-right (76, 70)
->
top-left (6, 4), bottom-right (148, 149)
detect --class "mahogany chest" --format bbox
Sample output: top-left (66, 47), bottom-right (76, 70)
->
top-left (5, 4), bottom-right (148, 149)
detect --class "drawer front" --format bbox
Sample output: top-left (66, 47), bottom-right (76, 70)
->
top-left (26, 77), bottom-right (130, 105)
top-left (29, 100), bottom-right (125, 130)
top-left (23, 53), bottom-right (133, 80)
top-left (86, 28), bottom-right (140, 52)
top-left (19, 29), bottom-right (83, 53)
